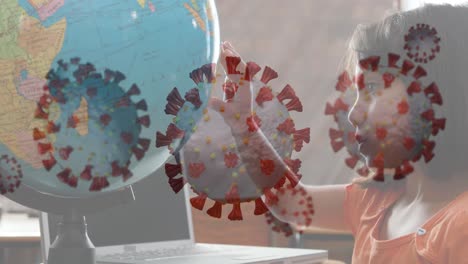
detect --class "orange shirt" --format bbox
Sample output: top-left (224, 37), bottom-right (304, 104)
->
top-left (344, 183), bottom-right (468, 264)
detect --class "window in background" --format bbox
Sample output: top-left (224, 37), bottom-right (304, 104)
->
top-left (401, 0), bottom-right (468, 11)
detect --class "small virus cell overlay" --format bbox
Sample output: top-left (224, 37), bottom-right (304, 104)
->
top-left (33, 58), bottom-right (151, 191)
top-left (266, 184), bottom-right (314, 237)
top-left (0, 155), bottom-right (23, 195)
top-left (325, 53), bottom-right (445, 181)
top-left (404, 23), bottom-right (441, 64)
top-left (157, 57), bottom-right (310, 220)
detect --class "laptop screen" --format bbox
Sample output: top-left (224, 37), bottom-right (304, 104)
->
top-left (47, 165), bottom-right (192, 247)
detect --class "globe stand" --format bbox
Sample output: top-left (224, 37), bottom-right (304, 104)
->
top-left (5, 184), bottom-right (135, 264)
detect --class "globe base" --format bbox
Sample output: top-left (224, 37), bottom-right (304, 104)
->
top-left (47, 211), bottom-right (96, 264)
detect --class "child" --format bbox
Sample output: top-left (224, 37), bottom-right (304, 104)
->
top-left (238, 4), bottom-right (468, 264)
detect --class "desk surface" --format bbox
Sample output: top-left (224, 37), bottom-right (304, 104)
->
top-left (0, 213), bottom-right (40, 243)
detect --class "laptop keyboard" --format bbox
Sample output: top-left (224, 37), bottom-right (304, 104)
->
top-left (98, 245), bottom-right (224, 263)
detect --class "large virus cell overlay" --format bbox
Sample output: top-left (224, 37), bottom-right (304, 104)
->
top-left (157, 57), bottom-right (310, 220)
top-left (265, 184), bottom-right (314, 237)
top-left (325, 53), bottom-right (445, 181)
top-left (33, 58), bottom-right (151, 191)
top-left (0, 155), bottom-right (23, 195)
top-left (404, 23), bottom-right (441, 64)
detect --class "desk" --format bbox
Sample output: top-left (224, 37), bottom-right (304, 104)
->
top-left (0, 213), bottom-right (41, 264)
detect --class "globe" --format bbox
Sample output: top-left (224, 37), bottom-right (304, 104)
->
top-left (0, 0), bottom-right (220, 197)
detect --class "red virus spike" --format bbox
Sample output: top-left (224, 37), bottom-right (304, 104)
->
top-left (277, 85), bottom-right (296, 103)
top-left (59, 146), bottom-right (74, 160)
top-left (57, 168), bottom-right (71, 183)
top-left (165, 88), bottom-right (185, 115)
top-left (422, 139), bottom-right (436, 152)
top-left (99, 114), bottom-right (112, 126)
top-left (284, 171), bottom-right (300, 188)
top-left (345, 156), bottom-right (359, 169)
top-left (137, 115), bottom-right (150, 128)
top-left (115, 96), bottom-right (131, 108)
top-left (224, 153), bottom-right (238, 168)
top-left (263, 188), bottom-right (279, 206)
top-left (138, 138), bottom-right (151, 151)
top-left (274, 177), bottom-right (286, 189)
top-left (244, 61), bottom-right (262, 81)
top-left (190, 193), bottom-right (208, 210)
top-left (167, 123), bottom-right (185, 139)
top-left (331, 139), bottom-right (344, 152)
top-left (260, 159), bottom-right (275, 176)
top-left (329, 128), bottom-right (344, 140)
top-left (246, 114), bottom-right (262, 132)
top-left (402, 160), bottom-right (414, 175)
top-left (121, 132), bottom-right (133, 144)
top-left (353, 74), bottom-right (364, 92)
top-left (400, 60), bottom-right (415, 75)
top-left (67, 115), bottom-right (79, 128)
top-left (284, 158), bottom-right (301, 174)
top-left (47, 121), bottom-right (60, 133)
top-left (168, 177), bottom-right (185, 193)
top-left (421, 109), bottom-right (435, 121)
top-left (38, 94), bottom-right (51, 107)
top-left (429, 92), bottom-right (443, 105)
top-left (422, 145), bottom-right (435, 163)
top-left (277, 119), bottom-right (295, 135)
top-left (388, 53), bottom-right (400, 67)
top-left (156, 131), bottom-right (173, 148)
top-left (111, 161), bottom-right (123, 177)
top-left (256, 87), bottom-right (274, 105)
top-left (68, 176), bottom-right (78, 188)
top-left (382, 72), bottom-right (395, 88)
top-left (86, 87), bottom-right (97, 98)
top-left (188, 162), bottom-right (205, 178)
top-left (222, 81), bottom-right (239, 101)
top-left (359, 56), bottom-right (380, 71)
top-left (413, 66), bottom-right (427, 79)
top-left (122, 167), bottom-right (133, 182)
top-left (135, 99), bottom-right (148, 111)
top-left (228, 203), bottom-right (243, 221)
top-left (201, 63), bottom-right (216, 83)
top-left (407, 81), bottom-right (422, 96)
top-left (260, 66), bottom-right (279, 84)
top-left (285, 97), bottom-right (303, 112)
top-left (324, 102), bottom-right (336, 116)
top-left (335, 71), bottom-right (352, 92)
top-left (189, 67), bottom-right (205, 84)
top-left (225, 56), bottom-right (242, 75)
top-left (42, 154), bottom-right (57, 171)
top-left (403, 137), bottom-right (416, 150)
top-left (132, 146), bottom-right (145, 160)
top-left (375, 127), bottom-right (387, 140)
top-left (127, 84), bottom-right (141, 96)
top-left (334, 98), bottom-right (349, 112)
top-left (397, 99), bottom-right (410, 114)
top-left (393, 166), bottom-right (406, 180)
top-left (254, 198), bottom-right (269, 215)
top-left (206, 201), bottom-right (223, 218)
top-left (90, 177), bottom-right (110, 192)
top-left (293, 128), bottom-right (310, 151)
top-left (33, 128), bottom-right (46, 140)
top-left (432, 118), bottom-right (446, 135)
top-left (372, 152), bottom-right (385, 168)
top-left (373, 168), bottom-right (385, 182)
top-left (165, 163), bottom-right (182, 178)
top-left (34, 106), bottom-right (49, 119)
top-left (38, 142), bottom-right (53, 155)
top-left (80, 165), bottom-right (93, 181)
top-left (184, 88), bottom-right (202, 108)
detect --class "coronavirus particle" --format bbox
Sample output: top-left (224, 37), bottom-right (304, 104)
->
top-left (326, 53), bottom-right (445, 181)
top-left (0, 155), bottom-right (23, 194)
top-left (32, 58), bottom-right (151, 191)
top-left (157, 57), bottom-right (310, 220)
top-left (404, 23), bottom-right (441, 64)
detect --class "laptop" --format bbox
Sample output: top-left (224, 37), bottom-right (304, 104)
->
top-left (39, 161), bottom-right (327, 264)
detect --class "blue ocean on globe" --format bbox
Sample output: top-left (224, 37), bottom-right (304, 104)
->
top-left (0, 0), bottom-right (219, 197)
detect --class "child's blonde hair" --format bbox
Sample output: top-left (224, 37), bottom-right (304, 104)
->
top-left (342, 4), bottom-right (468, 186)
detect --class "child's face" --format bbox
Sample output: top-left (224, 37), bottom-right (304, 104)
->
top-left (348, 68), bottom-right (414, 169)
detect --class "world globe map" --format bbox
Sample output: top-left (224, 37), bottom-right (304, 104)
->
top-left (0, 0), bottom-right (219, 197)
